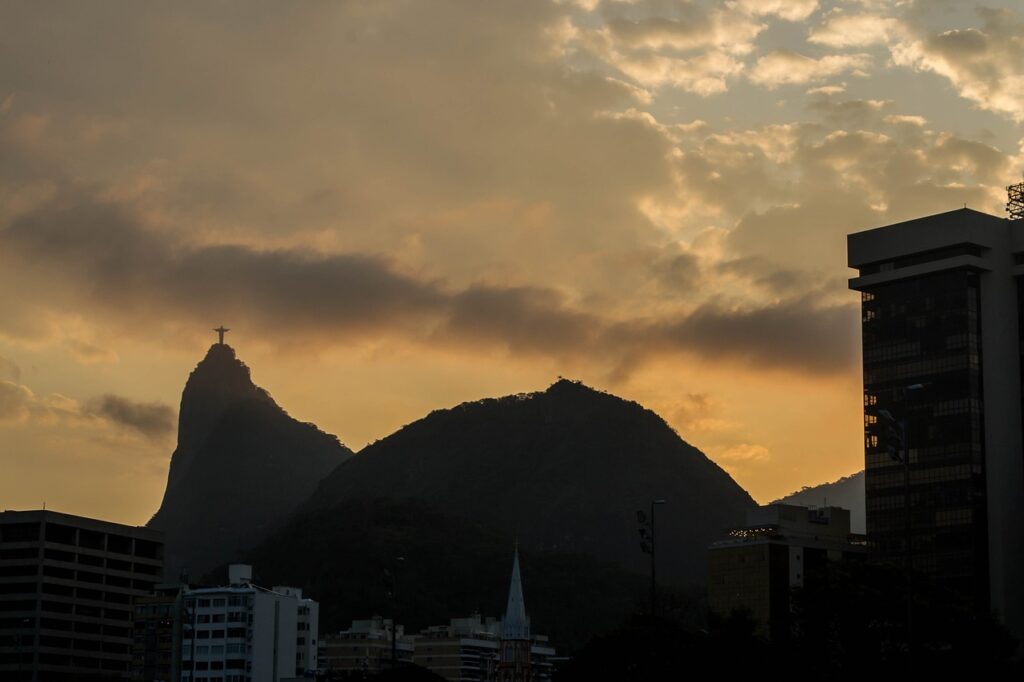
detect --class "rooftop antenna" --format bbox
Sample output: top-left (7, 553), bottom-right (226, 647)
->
top-left (1008, 176), bottom-right (1024, 222)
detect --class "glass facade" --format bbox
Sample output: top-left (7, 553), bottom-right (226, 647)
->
top-left (860, 269), bottom-right (989, 611)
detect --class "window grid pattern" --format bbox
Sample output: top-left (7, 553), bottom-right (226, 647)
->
top-left (860, 269), bottom-right (989, 610)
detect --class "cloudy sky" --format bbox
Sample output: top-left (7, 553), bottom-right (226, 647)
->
top-left (2, 0), bottom-right (1022, 524)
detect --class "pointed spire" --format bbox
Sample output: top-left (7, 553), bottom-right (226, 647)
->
top-left (503, 547), bottom-right (530, 641)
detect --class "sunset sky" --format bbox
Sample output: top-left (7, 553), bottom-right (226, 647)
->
top-left (2, 0), bottom-right (1022, 525)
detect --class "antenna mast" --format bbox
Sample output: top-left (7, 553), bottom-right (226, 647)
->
top-left (1008, 177), bottom-right (1024, 222)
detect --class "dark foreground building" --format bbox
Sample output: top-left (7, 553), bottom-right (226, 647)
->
top-left (130, 584), bottom-right (187, 682)
top-left (708, 504), bottom-right (866, 639)
top-left (848, 207), bottom-right (1024, 639)
top-left (0, 510), bottom-right (163, 681)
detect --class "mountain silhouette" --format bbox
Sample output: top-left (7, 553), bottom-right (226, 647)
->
top-left (774, 470), bottom-right (865, 533)
top-left (304, 378), bottom-right (756, 584)
top-left (148, 343), bottom-right (352, 577)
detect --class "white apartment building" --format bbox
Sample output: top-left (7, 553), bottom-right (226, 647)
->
top-left (180, 565), bottom-right (318, 682)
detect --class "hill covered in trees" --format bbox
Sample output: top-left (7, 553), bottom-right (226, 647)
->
top-left (304, 379), bottom-right (755, 584)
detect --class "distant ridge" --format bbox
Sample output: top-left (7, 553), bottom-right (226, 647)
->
top-left (148, 343), bottom-right (352, 577)
top-left (304, 378), bottom-right (756, 584)
top-left (773, 470), bottom-right (865, 533)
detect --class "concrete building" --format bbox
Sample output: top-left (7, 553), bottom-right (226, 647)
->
top-left (130, 584), bottom-right (188, 682)
top-left (413, 615), bottom-right (554, 682)
top-left (410, 550), bottom-right (555, 682)
top-left (848, 207), bottom-right (1024, 637)
top-left (0, 509), bottom-right (164, 681)
top-left (319, 616), bottom-right (414, 675)
top-left (180, 565), bottom-right (318, 682)
top-left (708, 504), bottom-right (866, 639)
top-left (272, 586), bottom-right (317, 677)
top-left (414, 615), bottom-right (502, 682)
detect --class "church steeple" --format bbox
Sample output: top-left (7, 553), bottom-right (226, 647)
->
top-left (503, 547), bottom-right (530, 640)
top-left (498, 547), bottom-right (533, 682)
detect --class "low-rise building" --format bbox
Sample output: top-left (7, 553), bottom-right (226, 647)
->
top-left (413, 615), bottom-right (555, 682)
top-left (413, 551), bottom-right (555, 682)
top-left (708, 504), bottom-right (867, 639)
top-left (319, 616), bottom-right (414, 675)
top-left (130, 583), bottom-right (188, 682)
top-left (414, 615), bottom-right (501, 682)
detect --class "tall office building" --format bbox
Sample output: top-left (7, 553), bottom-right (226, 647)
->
top-left (0, 509), bottom-right (164, 681)
top-left (848, 207), bottom-right (1024, 637)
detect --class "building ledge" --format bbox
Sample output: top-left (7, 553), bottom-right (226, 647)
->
top-left (849, 254), bottom-right (990, 290)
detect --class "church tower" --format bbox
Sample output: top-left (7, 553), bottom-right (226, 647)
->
top-left (496, 548), bottom-right (533, 682)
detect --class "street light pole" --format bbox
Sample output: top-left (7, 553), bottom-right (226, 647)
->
top-left (386, 556), bottom-right (405, 670)
top-left (638, 499), bottom-right (666, 619)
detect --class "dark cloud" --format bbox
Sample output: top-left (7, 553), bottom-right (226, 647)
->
top-left (1, 192), bottom-right (447, 340)
top-left (717, 257), bottom-right (825, 297)
top-left (0, 189), bottom-right (857, 377)
top-left (652, 297), bottom-right (860, 374)
top-left (442, 286), bottom-right (600, 355)
top-left (0, 375), bottom-right (174, 438)
top-left (656, 252), bottom-right (702, 292)
top-left (84, 395), bottom-right (176, 439)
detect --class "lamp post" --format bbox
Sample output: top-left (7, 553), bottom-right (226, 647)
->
top-left (384, 556), bottom-right (405, 670)
top-left (637, 499), bottom-right (667, 618)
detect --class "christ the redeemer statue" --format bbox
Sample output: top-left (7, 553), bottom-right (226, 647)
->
top-left (214, 326), bottom-right (230, 345)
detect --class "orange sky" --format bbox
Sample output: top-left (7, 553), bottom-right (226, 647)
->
top-left (1, 1), bottom-right (1022, 525)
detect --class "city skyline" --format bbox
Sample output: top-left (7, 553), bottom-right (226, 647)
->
top-left (2, 1), bottom-right (1024, 524)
